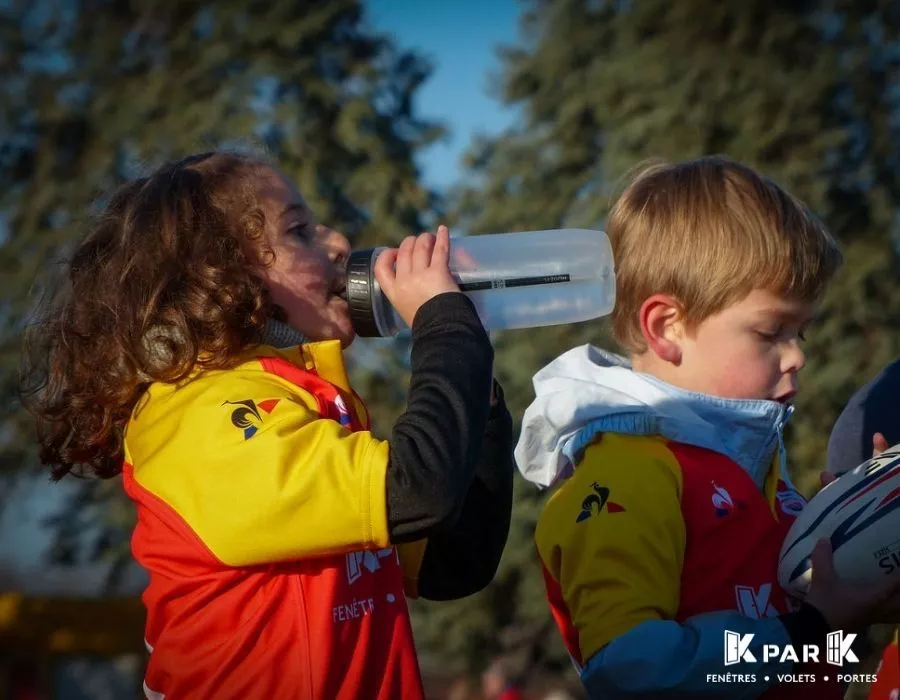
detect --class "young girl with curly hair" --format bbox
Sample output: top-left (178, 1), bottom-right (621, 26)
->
top-left (21, 151), bottom-right (513, 700)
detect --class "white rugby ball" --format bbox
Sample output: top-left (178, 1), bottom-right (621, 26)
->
top-left (778, 445), bottom-right (900, 599)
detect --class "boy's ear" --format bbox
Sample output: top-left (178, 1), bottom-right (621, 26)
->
top-left (639, 294), bottom-right (684, 364)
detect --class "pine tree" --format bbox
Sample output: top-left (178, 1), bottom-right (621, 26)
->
top-left (411, 1), bottom-right (900, 693)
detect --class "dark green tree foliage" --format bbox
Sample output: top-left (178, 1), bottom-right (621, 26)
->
top-left (410, 0), bottom-right (900, 691)
top-left (0, 0), bottom-right (440, 571)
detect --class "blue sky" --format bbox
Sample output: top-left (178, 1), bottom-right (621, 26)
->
top-left (366, 0), bottom-right (521, 191)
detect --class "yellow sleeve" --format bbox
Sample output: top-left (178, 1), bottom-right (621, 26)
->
top-left (535, 434), bottom-right (685, 662)
top-left (125, 369), bottom-right (390, 567)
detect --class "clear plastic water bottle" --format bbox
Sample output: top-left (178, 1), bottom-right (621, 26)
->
top-left (345, 228), bottom-right (616, 337)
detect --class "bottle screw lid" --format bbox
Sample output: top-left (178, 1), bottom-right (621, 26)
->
top-left (346, 248), bottom-right (384, 337)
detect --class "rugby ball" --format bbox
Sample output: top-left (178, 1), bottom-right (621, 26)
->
top-left (778, 445), bottom-right (900, 599)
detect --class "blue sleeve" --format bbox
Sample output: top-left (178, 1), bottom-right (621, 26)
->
top-left (827, 358), bottom-right (900, 475)
top-left (580, 612), bottom-right (795, 699)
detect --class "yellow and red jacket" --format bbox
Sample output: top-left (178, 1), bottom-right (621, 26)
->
top-left (869, 631), bottom-right (900, 699)
top-left (516, 345), bottom-right (845, 700)
top-left (123, 340), bottom-right (426, 700)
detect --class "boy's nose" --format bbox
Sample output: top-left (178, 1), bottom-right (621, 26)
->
top-left (783, 340), bottom-right (806, 374)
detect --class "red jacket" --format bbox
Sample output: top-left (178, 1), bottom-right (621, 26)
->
top-left (124, 342), bottom-right (425, 699)
top-left (869, 635), bottom-right (899, 699)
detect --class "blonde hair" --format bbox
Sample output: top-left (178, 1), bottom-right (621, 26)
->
top-left (607, 155), bottom-right (842, 353)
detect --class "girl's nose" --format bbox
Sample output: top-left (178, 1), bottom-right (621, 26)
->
top-left (321, 226), bottom-right (351, 267)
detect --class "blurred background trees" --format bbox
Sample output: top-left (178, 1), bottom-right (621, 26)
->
top-left (2, 0), bottom-right (899, 697)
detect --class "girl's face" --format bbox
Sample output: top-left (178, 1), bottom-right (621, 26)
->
top-left (257, 169), bottom-right (354, 347)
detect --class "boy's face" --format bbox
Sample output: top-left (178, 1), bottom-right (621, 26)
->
top-left (672, 288), bottom-right (815, 403)
top-left (257, 169), bottom-right (355, 347)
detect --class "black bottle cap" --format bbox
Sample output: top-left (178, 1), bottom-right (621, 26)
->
top-left (346, 248), bottom-right (382, 337)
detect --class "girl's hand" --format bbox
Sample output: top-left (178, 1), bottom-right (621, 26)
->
top-left (374, 226), bottom-right (459, 328)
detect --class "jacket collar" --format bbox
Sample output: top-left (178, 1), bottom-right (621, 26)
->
top-left (514, 344), bottom-right (793, 489)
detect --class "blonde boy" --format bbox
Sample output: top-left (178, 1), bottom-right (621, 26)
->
top-left (516, 156), bottom-right (900, 699)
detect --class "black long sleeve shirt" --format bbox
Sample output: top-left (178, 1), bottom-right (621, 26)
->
top-left (384, 292), bottom-right (514, 599)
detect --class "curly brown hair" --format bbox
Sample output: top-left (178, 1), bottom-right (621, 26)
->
top-left (20, 151), bottom-right (285, 480)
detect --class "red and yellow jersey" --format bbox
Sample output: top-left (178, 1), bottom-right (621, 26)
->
top-left (869, 631), bottom-right (900, 700)
top-left (537, 433), bottom-right (843, 700)
top-left (123, 340), bottom-right (425, 700)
